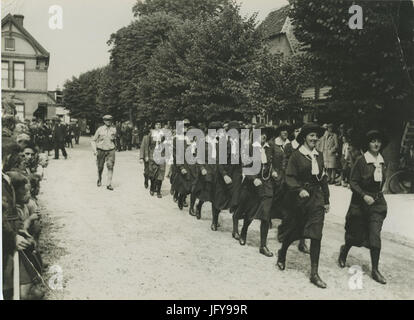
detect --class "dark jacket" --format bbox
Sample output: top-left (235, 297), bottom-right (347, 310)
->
top-left (53, 123), bottom-right (67, 143)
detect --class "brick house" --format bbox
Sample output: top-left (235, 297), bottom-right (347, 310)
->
top-left (258, 5), bottom-right (330, 123)
top-left (1, 14), bottom-right (57, 121)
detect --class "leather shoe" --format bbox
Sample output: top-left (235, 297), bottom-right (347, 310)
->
top-left (372, 269), bottom-right (386, 285)
top-left (310, 274), bottom-right (327, 289)
top-left (97, 179), bottom-right (102, 187)
top-left (232, 232), bottom-right (240, 240)
top-left (107, 185), bottom-right (114, 191)
top-left (150, 190), bottom-right (154, 196)
top-left (183, 201), bottom-right (188, 208)
top-left (260, 246), bottom-right (273, 257)
top-left (338, 245), bottom-right (347, 268)
top-left (276, 250), bottom-right (286, 270)
top-left (157, 192), bottom-right (162, 198)
top-left (239, 236), bottom-right (246, 246)
top-left (144, 182), bottom-right (148, 189)
top-left (195, 206), bottom-right (201, 220)
top-left (210, 223), bottom-right (217, 231)
top-left (189, 207), bottom-right (196, 216)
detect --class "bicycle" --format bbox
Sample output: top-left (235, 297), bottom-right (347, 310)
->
top-left (387, 167), bottom-right (414, 194)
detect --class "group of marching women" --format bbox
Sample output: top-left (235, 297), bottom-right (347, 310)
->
top-left (139, 119), bottom-right (389, 289)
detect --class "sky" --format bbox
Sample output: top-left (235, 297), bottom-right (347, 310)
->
top-left (1, 0), bottom-right (289, 90)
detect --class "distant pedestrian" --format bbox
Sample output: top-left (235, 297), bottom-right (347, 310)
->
top-left (91, 115), bottom-right (117, 191)
top-left (52, 117), bottom-right (67, 160)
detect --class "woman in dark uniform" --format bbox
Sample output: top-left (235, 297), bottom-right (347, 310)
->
top-left (338, 130), bottom-right (388, 285)
top-left (190, 123), bottom-right (218, 219)
top-left (276, 123), bottom-right (330, 289)
top-left (171, 122), bottom-right (192, 209)
top-left (211, 121), bottom-right (243, 234)
top-left (235, 126), bottom-right (280, 257)
top-left (279, 123), bottom-right (310, 254)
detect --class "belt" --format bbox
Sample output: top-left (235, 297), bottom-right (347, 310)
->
top-left (97, 148), bottom-right (115, 152)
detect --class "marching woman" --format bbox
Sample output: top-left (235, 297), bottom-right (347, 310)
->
top-left (139, 126), bottom-right (150, 189)
top-left (278, 123), bottom-right (310, 254)
top-left (338, 130), bottom-right (388, 285)
top-left (147, 121), bottom-right (166, 198)
top-left (211, 121), bottom-right (243, 234)
top-left (276, 123), bottom-right (330, 289)
top-left (236, 126), bottom-right (280, 257)
top-left (190, 124), bottom-right (218, 219)
top-left (171, 121), bottom-right (192, 209)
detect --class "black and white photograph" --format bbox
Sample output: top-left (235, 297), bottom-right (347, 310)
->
top-left (1, 0), bottom-right (414, 302)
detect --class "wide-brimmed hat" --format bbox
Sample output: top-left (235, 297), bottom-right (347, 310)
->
top-left (363, 130), bottom-right (388, 151)
top-left (227, 120), bottom-right (241, 130)
top-left (103, 115), bottom-right (113, 121)
top-left (209, 121), bottom-right (222, 129)
top-left (258, 126), bottom-right (275, 141)
top-left (296, 123), bottom-right (325, 145)
top-left (275, 124), bottom-right (291, 137)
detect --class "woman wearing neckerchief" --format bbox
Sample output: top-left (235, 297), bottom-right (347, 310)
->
top-left (338, 130), bottom-right (388, 285)
top-left (192, 122), bottom-right (221, 220)
top-left (276, 123), bottom-right (330, 289)
top-left (211, 121), bottom-right (243, 234)
top-left (235, 126), bottom-right (279, 257)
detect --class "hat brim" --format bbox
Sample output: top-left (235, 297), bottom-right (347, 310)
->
top-left (363, 130), bottom-right (389, 151)
top-left (296, 124), bottom-right (325, 145)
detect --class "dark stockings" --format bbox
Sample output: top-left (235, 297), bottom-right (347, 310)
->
top-left (260, 220), bottom-right (270, 248)
top-left (370, 247), bottom-right (381, 272)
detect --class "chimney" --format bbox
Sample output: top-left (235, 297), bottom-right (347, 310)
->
top-left (13, 14), bottom-right (24, 27)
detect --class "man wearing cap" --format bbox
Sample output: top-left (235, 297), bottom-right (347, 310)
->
top-left (91, 115), bottom-right (117, 190)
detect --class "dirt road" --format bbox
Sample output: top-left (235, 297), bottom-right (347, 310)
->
top-left (39, 137), bottom-right (414, 299)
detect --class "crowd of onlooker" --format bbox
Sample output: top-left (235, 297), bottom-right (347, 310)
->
top-left (1, 109), bottom-right (79, 299)
top-left (315, 123), bottom-right (361, 189)
top-left (114, 121), bottom-right (140, 152)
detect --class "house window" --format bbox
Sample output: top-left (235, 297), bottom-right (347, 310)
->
top-left (13, 62), bottom-right (25, 89)
top-left (5, 38), bottom-right (15, 51)
top-left (2, 61), bottom-right (9, 88)
top-left (15, 103), bottom-right (25, 121)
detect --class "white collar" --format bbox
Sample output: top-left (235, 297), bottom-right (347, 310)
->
top-left (275, 136), bottom-right (290, 147)
top-left (291, 140), bottom-right (299, 149)
top-left (252, 141), bottom-right (269, 148)
top-left (2, 172), bottom-right (11, 184)
top-left (299, 145), bottom-right (318, 157)
top-left (364, 152), bottom-right (384, 165)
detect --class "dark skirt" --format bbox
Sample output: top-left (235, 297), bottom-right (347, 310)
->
top-left (278, 186), bottom-right (326, 243)
top-left (213, 169), bottom-right (242, 211)
top-left (270, 182), bottom-right (287, 220)
top-left (172, 164), bottom-right (197, 195)
top-left (235, 179), bottom-right (279, 221)
top-left (344, 194), bottom-right (387, 249)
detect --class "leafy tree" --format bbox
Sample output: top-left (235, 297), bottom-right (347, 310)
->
top-left (132, 0), bottom-right (230, 19)
top-left (290, 0), bottom-right (414, 179)
top-left (108, 13), bottom-right (181, 123)
top-left (63, 68), bottom-right (104, 133)
top-left (249, 51), bottom-right (314, 123)
top-left (142, 4), bottom-right (263, 123)
top-left (290, 0), bottom-right (414, 126)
